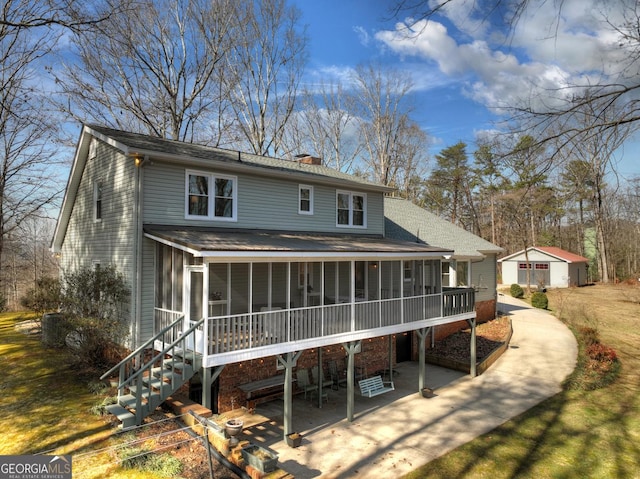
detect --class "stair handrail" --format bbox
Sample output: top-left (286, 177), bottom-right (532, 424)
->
top-left (100, 314), bottom-right (186, 380)
top-left (113, 317), bottom-right (205, 390)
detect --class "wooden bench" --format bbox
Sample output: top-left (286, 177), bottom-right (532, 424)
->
top-left (238, 375), bottom-right (295, 409)
top-left (358, 375), bottom-right (394, 398)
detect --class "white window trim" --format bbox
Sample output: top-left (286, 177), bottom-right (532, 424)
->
top-left (93, 180), bottom-right (103, 222)
top-left (298, 184), bottom-right (314, 215)
top-left (336, 190), bottom-right (367, 228)
top-left (185, 169), bottom-right (238, 222)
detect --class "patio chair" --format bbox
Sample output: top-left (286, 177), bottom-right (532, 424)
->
top-left (296, 368), bottom-right (317, 399)
top-left (311, 365), bottom-right (333, 389)
top-left (328, 360), bottom-right (347, 390)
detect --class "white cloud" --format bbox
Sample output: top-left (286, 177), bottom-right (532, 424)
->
top-left (375, 0), bottom-right (632, 114)
top-left (353, 26), bottom-right (370, 47)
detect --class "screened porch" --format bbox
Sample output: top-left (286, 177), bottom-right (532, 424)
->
top-left (153, 240), bottom-right (475, 367)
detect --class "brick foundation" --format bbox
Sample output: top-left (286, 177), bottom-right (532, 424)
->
top-left (215, 335), bottom-right (393, 413)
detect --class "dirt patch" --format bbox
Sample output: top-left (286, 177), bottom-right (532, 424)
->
top-left (111, 411), bottom-right (240, 479)
top-left (426, 315), bottom-right (511, 365)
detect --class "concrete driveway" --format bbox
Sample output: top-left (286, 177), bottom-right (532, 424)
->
top-left (249, 294), bottom-right (578, 478)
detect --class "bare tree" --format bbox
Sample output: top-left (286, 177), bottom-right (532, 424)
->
top-left (352, 65), bottom-right (428, 189)
top-left (53, 0), bottom-right (237, 143)
top-left (392, 0), bottom-right (640, 155)
top-left (223, 0), bottom-right (308, 156)
top-left (559, 102), bottom-right (632, 282)
top-left (1, 0), bottom-right (119, 31)
top-left (0, 0), bottom-right (66, 304)
top-left (282, 82), bottom-right (362, 172)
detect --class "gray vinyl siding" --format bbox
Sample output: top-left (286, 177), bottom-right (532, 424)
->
top-left (142, 163), bottom-right (385, 235)
top-left (59, 140), bottom-right (137, 340)
top-left (472, 255), bottom-right (498, 302)
top-left (60, 140), bottom-right (136, 272)
top-left (139, 237), bottom-right (157, 342)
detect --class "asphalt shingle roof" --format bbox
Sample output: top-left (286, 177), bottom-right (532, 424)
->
top-left (384, 197), bottom-right (503, 258)
top-left (87, 124), bottom-right (392, 192)
top-left (144, 225), bottom-right (453, 256)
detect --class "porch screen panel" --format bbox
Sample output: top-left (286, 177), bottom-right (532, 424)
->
top-left (271, 263), bottom-right (288, 309)
top-left (323, 262), bottom-right (337, 305)
top-left (456, 261), bottom-right (469, 287)
top-left (209, 263), bottom-right (228, 317)
top-left (414, 260), bottom-right (424, 296)
top-left (252, 263), bottom-right (269, 311)
top-left (337, 261), bottom-right (351, 301)
top-left (173, 249), bottom-right (183, 311)
top-left (381, 261), bottom-right (401, 299)
top-left (155, 244), bottom-right (184, 312)
top-left (290, 262), bottom-right (301, 308)
top-left (367, 261), bottom-right (380, 300)
top-left (230, 263), bottom-right (249, 314)
top-left (189, 270), bottom-right (203, 320)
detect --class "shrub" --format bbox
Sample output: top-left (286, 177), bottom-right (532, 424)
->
top-left (566, 326), bottom-right (620, 391)
top-left (61, 265), bottom-right (130, 371)
top-left (586, 342), bottom-right (618, 363)
top-left (510, 283), bottom-right (524, 298)
top-left (20, 277), bottom-right (62, 317)
top-left (578, 326), bottom-right (600, 346)
top-left (531, 291), bottom-right (548, 309)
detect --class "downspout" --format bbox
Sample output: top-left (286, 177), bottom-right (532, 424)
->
top-left (133, 155), bottom-right (147, 349)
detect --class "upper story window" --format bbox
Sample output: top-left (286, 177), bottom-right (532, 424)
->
top-left (336, 191), bottom-right (366, 228)
top-left (299, 185), bottom-right (313, 215)
top-left (186, 170), bottom-right (237, 221)
top-left (93, 180), bottom-right (103, 222)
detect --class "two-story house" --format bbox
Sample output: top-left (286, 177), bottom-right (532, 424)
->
top-left (52, 125), bottom-right (482, 433)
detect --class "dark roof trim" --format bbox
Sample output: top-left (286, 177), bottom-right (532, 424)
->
top-left (144, 226), bottom-right (453, 259)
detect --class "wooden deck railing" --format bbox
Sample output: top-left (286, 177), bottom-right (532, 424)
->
top-left (154, 288), bottom-right (475, 360)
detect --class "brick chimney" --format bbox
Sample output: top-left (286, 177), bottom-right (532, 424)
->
top-left (295, 154), bottom-right (322, 166)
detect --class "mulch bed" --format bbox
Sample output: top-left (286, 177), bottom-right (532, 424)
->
top-left (426, 315), bottom-right (512, 364)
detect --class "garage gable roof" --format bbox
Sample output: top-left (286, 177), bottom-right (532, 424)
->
top-left (499, 246), bottom-right (589, 263)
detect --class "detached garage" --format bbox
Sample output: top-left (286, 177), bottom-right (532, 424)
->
top-left (499, 246), bottom-right (589, 288)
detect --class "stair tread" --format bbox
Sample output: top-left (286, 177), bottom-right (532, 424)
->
top-left (106, 404), bottom-right (135, 420)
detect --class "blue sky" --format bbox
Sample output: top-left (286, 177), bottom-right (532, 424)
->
top-left (293, 0), bottom-right (639, 182)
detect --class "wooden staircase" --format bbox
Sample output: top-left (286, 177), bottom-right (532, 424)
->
top-left (101, 315), bottom-right (204, 429)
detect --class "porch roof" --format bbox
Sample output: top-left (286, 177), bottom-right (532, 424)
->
top-left (144, 225), bottom-right (453, 259)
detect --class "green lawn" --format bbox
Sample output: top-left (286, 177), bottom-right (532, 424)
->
top-left (404, 284), bottom-right (640, 479)
top-left (0, 312), bottom-right (179, 478)
top-left (4, 284), bottom-right (640, 478)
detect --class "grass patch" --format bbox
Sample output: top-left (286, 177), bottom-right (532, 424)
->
top-left (403, 284), bottom-right (640, 479)
top-left (119, 445), bottom-right (183, 477)
top-left (0, 312), bottom-right (193, 479)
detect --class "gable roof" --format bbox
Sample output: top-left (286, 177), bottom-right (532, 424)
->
top-left (86, 124), bottom-right (393, 192)
top-left (498, 246), bottom-right (589, 263)
top-left (384, 197), bottom-right (503, 259)
top-left (52, 124), bottom-right (395, 252)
